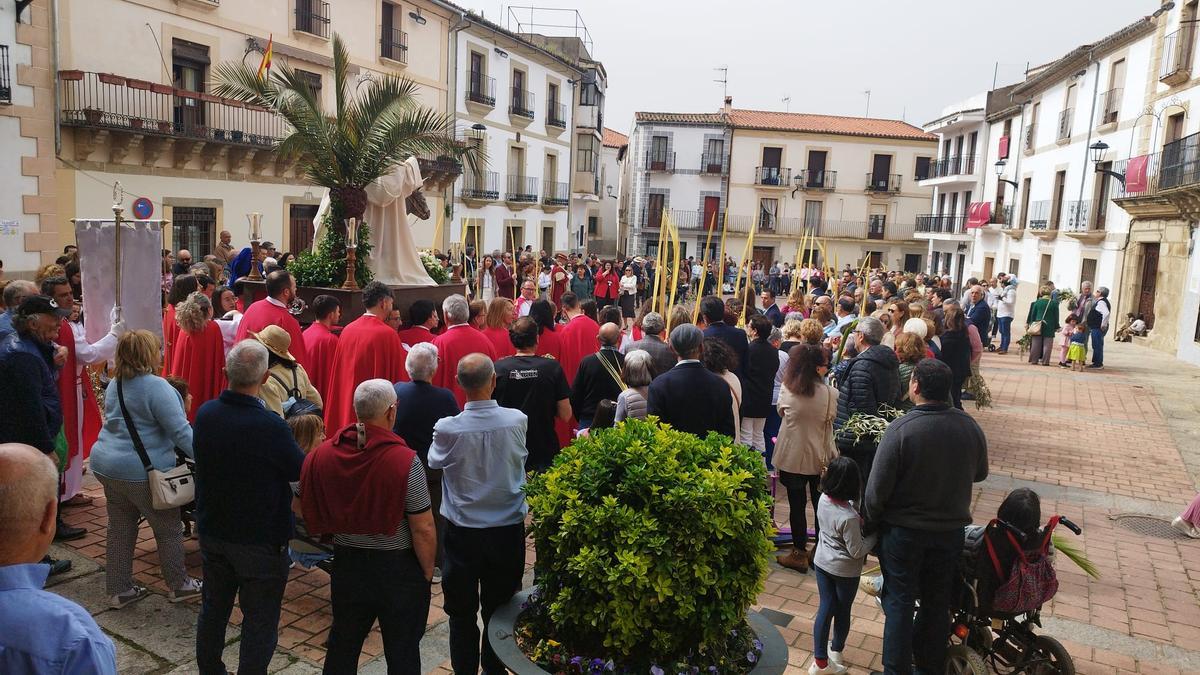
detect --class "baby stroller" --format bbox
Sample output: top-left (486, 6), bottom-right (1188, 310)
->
top-left (946, 506), bottom-right (1082, 675)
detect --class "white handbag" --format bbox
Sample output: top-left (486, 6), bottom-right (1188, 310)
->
top-left (117, 380), bottom-right (195, 510)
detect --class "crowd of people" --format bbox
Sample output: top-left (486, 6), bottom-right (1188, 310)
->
top-left (0, 236), bottom-right (1191, 675)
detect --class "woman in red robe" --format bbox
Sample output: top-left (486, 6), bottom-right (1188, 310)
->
top-left (323, 285), bottom-right (409, 433)
top-left (170, 292), bottom-right (226, 421)
top-left (549, 253), bottom-right (570, 314)
top-left (161, 275), bottom-right (200, 375)
top-left (481, 298), bottom-right (516, 361)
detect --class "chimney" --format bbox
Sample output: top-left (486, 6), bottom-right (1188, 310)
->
top-left (723, 96), bottom-right (733, 114)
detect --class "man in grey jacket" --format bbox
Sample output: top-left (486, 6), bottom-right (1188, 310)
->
top-left (624, 311), bottom-right (676, 378)
top-left (864, 359), bottom-right (988, 675)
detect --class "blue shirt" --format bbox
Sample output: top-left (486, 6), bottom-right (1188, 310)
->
top-left (0, 563), bottom-right (116, 674)
top-left (428, 399), bottom-right (528, 528)
top-left (0, 309), bottom-right (14, 341)
top-left (90, 374), bottom-right (193, 482)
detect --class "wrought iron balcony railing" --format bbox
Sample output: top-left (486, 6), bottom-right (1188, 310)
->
top-left (547, 102), bottom-right (567, 128)
top-left (915, 214), bottom-right (967, 234)
top-left (928, 155), bottom-right (976, 178)
top-left (466, 71), bottom-right (495, 107)
top-left (865, 173), bottom-right (901, 192)
top-left (1057, 108), bottom-right (1073, 141)
top-left (647, 151), bottom-right (675, 172)
top-left (798, 169), bottom-right (836, 189)
top-left (295, 0), bottom-right (331, 38)
top-left (462, 171), bottom-right (499, 201)
top-left (755, 166), bottom-right (791, 186)
top-left (510, 87), bottom-right (534, 119)
top-left (380, 27), bottom-right (408, 63)
top-left (505, 175), bottom-right (538, 203)
top-left (542, 179), bottom-right (568, 206)
top-left (0, 45), bottom-right (10, 104)
top-left (1160, 25), bottom-right (1195, 84)
top-left (1098, 87), bottom-right (1121, 125)
top-left (699, 152), bottom-right (726, 175)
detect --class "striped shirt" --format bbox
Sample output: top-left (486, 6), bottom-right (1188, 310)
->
top-left (331, 457), bottom-right (432, 550)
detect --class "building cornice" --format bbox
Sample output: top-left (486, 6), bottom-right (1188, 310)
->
top-left (1010, 17), bottom-right (1155, 100)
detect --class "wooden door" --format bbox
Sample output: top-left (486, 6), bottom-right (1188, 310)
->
top-left (702, 196), bottom-right (720, 231)
top-left (289, 204), bottom-right (319, 253)
top-left (1139, 243), bottom-right (1159, 328)
top-left (983, 256), bottom-right (995, 280)
top-left (807, 151), bottom-right (827, 187)
top-left (752, 246), bottom-right (773, 270)
top-left (647, 193), bottom-right (664, 229)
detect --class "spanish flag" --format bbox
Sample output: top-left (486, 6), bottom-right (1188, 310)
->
top-left (256, 34), bottom-right (273, 81)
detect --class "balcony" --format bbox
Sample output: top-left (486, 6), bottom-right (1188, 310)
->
top-left (1062, 200), bottom-right (1105, 242)
top-left (542, 180), bottom-right (569, 209)
top-left (719, 215), bottom-right (916, 240)
top-left (380, 27), bottom-right (408, 64)
top-left (639, 208), bottom-right (726, 231)
top-left (1160, 25), bottom-right (1195, 86)
top-left (295, 0), bottom-right (331, 39)
top-left (465, 72), bottom-right (495, 109)
top-left (547, 102), bottom-right (567, 129)
top-left (865, 172), bottom-right (901, 193)
top-left (1056, 108), bottom-right (1073, 143)
top-left (1097, 87), bottom-right (1121, 127)
top-left (915, 214), bottom-right (969, 238)
top-left (755, 166), bottom-right (791, 187)
top-left (992, 204), bottom-right (1015, 227)
top-left (1026, 200), bottom-right (1054, 236)
top-left (699, 152), bottom-right (726, 175)
top-left (509, 87), bottom-right (534, 122)
top-left (797, 169), bottom-right (836, 190)
top-left (461, 171), bottom-right (499, 203)
top-left (925, 155), bottom-right (975, 180)
top-left (505, 175), bottom-right (538, 206)
top-left (1109, 149), bottom-right (1198, 221)
top-left (647, 151), bottom-right (675, 173)
top-left (1023, 124), bottom-right (1037, 154)
top-left (0, 45), bottom-right (9, 104)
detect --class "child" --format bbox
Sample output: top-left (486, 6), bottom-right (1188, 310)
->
top-left (1067, 323), bottom-right (1088, 371)
top-left (1057, 315), bottom-right (1079, 368)
top-left (809, 456), bottom-right (876, 675)
top-left (164, 376), bottom-right (192, 414)
top-left (287, 414), bottom-right (332, 569)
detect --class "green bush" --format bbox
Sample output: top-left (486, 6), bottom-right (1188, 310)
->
top-left (288, 200), bottom-right (374, 288)
top-left (524, 417), bottom-right (775, 664)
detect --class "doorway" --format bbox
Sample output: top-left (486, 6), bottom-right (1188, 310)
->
top-left (288, 204), bottom-right (320, 253)
top-left (542, 226), bottom-right (554, 254)
top-left (752, 246), bottom-right (773, 270)
top-left (702, 196), bottom-right (721, 231)
top-left (647, 193), bottom-right (665, 228)
top-left (1039, 254), bottom-right (1052, 286)
top-left (904, 254), bottom-right (921, 273)
top-left (983, 256), bottom-right (995, 281)
top-left (1139, 243), bottom-right (1159, 328)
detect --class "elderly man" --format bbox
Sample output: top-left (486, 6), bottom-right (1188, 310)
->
top-left (302, 380), bottom-right (437, 673)
top-left (964, 284), bottom-right (991, 339)
top-left (193, 340), bottom-right (306, 675)
top-left (826, 297), bottom-right (858, 338)
top-left (0, 443), bottom-right (117, 674)
top-left (625, 311), bottom-right (676, 378)
top-left (865, 360), bottom-right (988, 675)
top-left (494, 317), bottom-right (571, 471)
top-left (1071, 280), bottom-right (1094, 323)
top-left (833, 316), bottom-right (899, 484)
top-left (515, 279), bottom-right (538, 317)
top-left (571, 323), bottom-right (626, 430)
top-left (215, 230), bottom-right (237, 265)
top-left (0, 279), bottom-right (37, 340)
top-left (235, 270), bottom-right (309, 370)
top-left (429, 354), bottom-right (528, 675)
top-left (324, 282), bottom-right (410, 432)
top-left (171, 248), bottom-right (194, 276)
top-left (647, 324), bottom-right (736, 438)
top-left (432, 294), bottom-right (497, 406)
top-left (1086, 286), bottom-right (1111, 369)
top-left (0, 297), bottom-right (65, 468)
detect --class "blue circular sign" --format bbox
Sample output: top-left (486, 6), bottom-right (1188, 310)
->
top-left (132, 197), bottom-right (154, 219)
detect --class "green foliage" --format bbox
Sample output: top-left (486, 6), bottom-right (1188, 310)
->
top-left (287, 199), bottom-right (373, 288)
top-left (420, 251), bottom-right (449, 285)
top-left (524, 417), bottom-right (775, 664)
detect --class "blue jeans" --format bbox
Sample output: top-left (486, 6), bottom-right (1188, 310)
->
top-left (764, 406), bottom-right (782, 468)
top-left (997, 316), bottom-right (1013, 352)
top-left (880, 526), bottom-right (963, 675)
top-left (1090, 327), bottom-right (1105, 366)
top-left (813, 566), bottom-right (859, 659)
top-left (196, 537), bottom-right (290, 675)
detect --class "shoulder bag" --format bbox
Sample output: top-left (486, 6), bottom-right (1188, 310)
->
top-left (117, 379), bottom-right (195, 510)
top-left (1025, 299), bottom-right (1052, 337)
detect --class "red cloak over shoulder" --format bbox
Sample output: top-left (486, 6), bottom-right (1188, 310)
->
top-left (170, 322), bottom-right (227, 421)
top-left (431, 324), bottom-right (497, 408)
top-left (236, 299), bottom-right (309, 370)
top-left (557, 314), bottom-right (601, 386)
top-left (302, 322), bottom-right (339, 402)
top-left (300, 423), bottom-right (415, 536)
top-left (323, 314), bottom-right (409, 433)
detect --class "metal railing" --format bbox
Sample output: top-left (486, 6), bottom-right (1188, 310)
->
top-left (462, 171), bottom-right (499, 200)
top-left (700, 152), bottom-right (725, 174)
top-left (929, 155), bottom-right (975, 178)
top-left (466, 71), bottom-right (495, 106)
top-left (718, 216), bottom-right (915, 240)
top-left (1057, 108), bottom-right (1073, 141)
top-left (547, 102), bottom-right (567, 128)
top-left (0, 45), bottom-right (10, 104)
top-left (1027, 200), bottom-right (1052, 230)
top-left (542, 180), bottom-right (568, 206)
top-left (509, 87), bottom-right (534, 119)
top-left (755, 166), bottom-right (791, 186)
top-left (915, 214), bottom-right (967, 235)
top-left (798, 169), bottom-right (836, 189)
top-left (1098, 88), bottom-right (1121, 125)
top-left (993, 204), bottom-right (1015, 226)
top-left (1111, 153), bottom-right (1161, 199)
top-left (58, 71), bottom-right (286, 145)
top-left (866, 172), bottom-right (901, 192)
top-left (647, 151), bottom-right (675, 172)
top-left (1161, 132), bottom-right (1200, 190)
top-left (1160, 25), bottom-right (1195, 82)
top-left (1024, 124), bottom-right (1037, 152)
top-left (1063, 200), bottom-right (1094, 232)
top-left (295, 0), bottom-right (331, 38)
top-left (639, 208), bottom-right (725, 231)
top-left (380, 27), bottom-right (408, 63)
top-left (505, 175), bottom-right (538, 202)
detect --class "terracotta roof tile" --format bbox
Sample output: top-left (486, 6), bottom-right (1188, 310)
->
top-left (633, 111), bottom-right (726, 125)
top-left (602, 127), bottom-right (628, 147)
top-left (728, 109), bottom-right (935, 141)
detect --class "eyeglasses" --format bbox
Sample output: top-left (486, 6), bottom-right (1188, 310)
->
top-left (179, 258), bottom-right (192, 263)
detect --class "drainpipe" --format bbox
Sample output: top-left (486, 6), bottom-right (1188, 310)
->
top-left (52, 0), bottom-right (61, 155)
top-left (565, 77), bottom-right (578, 253)
top-left (1075, 53), bottom-right (1101, 231)
top-left (445, 9), bottom-right (469, 251)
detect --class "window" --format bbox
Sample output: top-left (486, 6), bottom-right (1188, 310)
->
top-left (803, 200), bottom-right (823, 228)
top-left (649, 136), bottom-right (669, 169)
top-left (1103, 59), bottom-right (1125, 124)
top-left (380, 2), bottom-right (407, 62)
top-left (1008, 258), bottom-right (1020, 276)
top-left (172, 207), bottom-right (216, 258)
top-left (295, 69), bottom-right (322, 97)
top-left (580, 82), bottom-right (599, 105)
top-left (758, 198), bottom-right (778, 230)
top-left (1080, 258), bottom-right (1097, 288)
top-left (914, 156), bottom-right (932, 180)
top-left (172, 39), bottom-right (209, 132)
top-left (806, 150), bottom-right (828, 186)
top-left (588, 216), bottom-right (598, 235)
top-left (646, 193), bottom-right (665, 228)
top-left (1050, 170), bottom-right (1067, 228)
top-left (576, 134), bottom-right (598, 173)
top-left (703, 139), bottom-right (724, 173)
top-left (868, 211), bottom-right (886, 240)
top-left (296, 0), bottom-right (331, 38)
top-left (289, 204), bottom-right (320, 253)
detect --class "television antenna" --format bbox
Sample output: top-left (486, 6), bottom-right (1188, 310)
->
top-left (782, 95), bottom-right (791, 113)
top-left (714, 66), bottom-right (728, 99)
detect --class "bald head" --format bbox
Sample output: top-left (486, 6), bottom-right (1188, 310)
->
top-left (598, 322), bottom-right (621, 347)
top-left (3, 280), bottom-right (37, 310)
top-left (0, 443), bottom-right (59, 563)
top-left (456, 353), bottom-right (496, 400)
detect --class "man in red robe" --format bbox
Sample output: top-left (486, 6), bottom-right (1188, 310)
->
top-left (556, 292), bottom-right (600, 386)
top-left (43, 277), bottom-right (120, 505)
top-left (396, 299), bottom-right (438, 348)
top-left (431, 294), bottom-right (497, 407)
top-left (323, 282), bottom-right (409, 432)
top-left (302, 294), bottom-right (341, 402)
top-left (549, 253), bottom-right (570, 311)
top-left (235, 270), bottom-right (309, 370)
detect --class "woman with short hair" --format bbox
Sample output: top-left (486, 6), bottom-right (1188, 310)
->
top-left (740, 315), bottom-right (779, 456)
top-left (1025, 284), bottom-right (1060, 366)
top-left (615, 349), bottom-right (653, 422)
top-left (482, 297), bottom-right (517, 360)
top-left (701, 337), bottom-right (742, 432)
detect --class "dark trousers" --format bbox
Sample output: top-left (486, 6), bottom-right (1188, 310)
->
top-left (426, 465), bottom-right (446, 568)
top-left (443, 521), bottom-right (526, 675)
top-left (879, 525), bottom-right (963, 675)
top-left (1090, 327), bottom-right (1105, 366)
top-left (763, 407), bottom-right (782, 467)
top-left (778, 470), bottom-right (820, 549)
top-left (196, 537), bottom-right (290, 675)
top-left (324, 546), bottom-right (431, 675)
top-left (813, 566), bottom-right (859, 660)
top-left (997, 317), bottom-right (1013, 351)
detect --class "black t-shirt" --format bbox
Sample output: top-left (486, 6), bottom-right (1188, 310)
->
top-left (494, 355), bottom-right (571, 471)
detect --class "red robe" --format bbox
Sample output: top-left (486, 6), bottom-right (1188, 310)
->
top-left (170, 322), bottom-right (226, 421)
top-left (56, 321), bottom-right (102, 463)
top-left (537, 325), bottom-right (563, 361)
top-left (302, 322), bottom-right (339, 402)
top-left (432, 324), bottom-right (498, 408)
top-left (550, 264), bottom-right (570, 309)
top-left (324, 314), bottom-right (409, 432)
top-left (397, 325), bottom-right (435, 348)
top-left (236, 298), bottom-right (309, 371)
top-left (482, 326), bottom-right (516, 361)
top-left (557, 313), bottom-right (601, 385)
top-left (162, 304), bottom-right (180, 375)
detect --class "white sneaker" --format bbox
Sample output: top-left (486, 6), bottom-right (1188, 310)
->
top-left (168, 577), bottom-right (203, 603)
top-left (109, 585), bottom-right (149, 609)
top-left (1172, 517), bottom-right (1200, 539)
top-left (828, 645), bottom-right (844, 666)
top-left (808, 661), bottom-right (846, 674)
top-left (431, 566), bottom-right (443, 584)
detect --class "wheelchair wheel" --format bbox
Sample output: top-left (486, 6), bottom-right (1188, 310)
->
top-left (945, 644), bottom-right (988, 675)
top-left (1028, 635), bottom-right (1074, 675)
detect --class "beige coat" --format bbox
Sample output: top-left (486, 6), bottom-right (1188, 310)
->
top-left (720, 369), bottom-right (742, 432)
top-left (773, 382), bottom-right (838, 475)
top-left (260, 362), bottom-right (323, 418)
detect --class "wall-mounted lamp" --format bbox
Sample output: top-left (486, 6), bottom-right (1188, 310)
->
top-left (790, 173), bottom-right (805, 198)
top-left (1153, 1), bottom-right (1176, 18)
top-left (1089, 141), bottom-right (1127, 186)
top-left (606, 185), bottom-right (617, 199)
top-left (409, 9), bottom-right (427, 25)
top-left (994, 160), bottom-right (1020, 190)
top-left (494, 47), bottom-right (509, 58)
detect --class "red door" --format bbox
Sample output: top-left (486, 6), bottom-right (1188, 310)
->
top-left (702, 196), bottom-right (720, 231)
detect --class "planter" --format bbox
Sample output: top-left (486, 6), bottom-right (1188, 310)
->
top-left (157, 121), bottom-right (173, 133)
top-left (97, 72), bottom-right (127, 86)
top-left (236, 279), bottom-right (467, 327)
top-left (488, 589), bottom-right (788, 675)
top-left (83, 108), bottom-right (103, 125)
top-left (58, 69), bottom-right (84, 81)
top-left (130, 118), bottom-right (144, 130)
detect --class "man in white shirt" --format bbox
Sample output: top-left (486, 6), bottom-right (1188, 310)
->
top-left (515, 281), bottom-right (537, 317)
top-left (994, 279), bottom-right (1017, 354)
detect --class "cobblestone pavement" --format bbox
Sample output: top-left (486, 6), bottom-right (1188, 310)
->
top-left (47, 340), bottom-right (1200, 674)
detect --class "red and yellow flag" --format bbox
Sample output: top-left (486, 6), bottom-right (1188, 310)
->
top-left (256, 34), bottom-right (274, 80)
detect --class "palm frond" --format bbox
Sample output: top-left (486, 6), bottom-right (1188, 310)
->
top-left (1052, 534), bottom-right (1099, 579)
top-left (331, 34), bottom-right (352, 144)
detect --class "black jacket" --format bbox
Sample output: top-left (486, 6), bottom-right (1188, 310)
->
top-left (764, 304), bottom-right (784, 328)
top-left (703, 322), bottom-right (748, 376)
top-left (966, 299), bottom-right (991, 337)
top-left (647, 361), bottom-right (735, 439)
top-left (0, 333), bottom-right (61, 454)
top-left (740, 338), bottom-right (779, 418)
top-left (937, 329), bottom-right (972, 383)
top-left (571, 348), bottom-right (624, 421)
top-left (834, 344), bottom-right (900, 451)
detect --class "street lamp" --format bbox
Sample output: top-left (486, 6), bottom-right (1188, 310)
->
top-left (790, 173), bottom-right (804, 198)
top-left (1089, 140), bottom-right (1127, 187)
top-left (994, 159), bottom-right (1019, 190)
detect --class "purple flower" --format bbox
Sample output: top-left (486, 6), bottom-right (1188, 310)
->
top-left (571, 656), bottom-right (584, 666)
top-left (651, 666), bottom-right (664, 675)
top-left (605, 660), bottom-right (615, 671)
top-left (746, 651), bottom-right (758, 664)
top-left (730, 629), bottom-right (738, 637)
top-left (752, 639), bottom-right (763, 651)
top-left (708, 667), bottom-right (718, 673)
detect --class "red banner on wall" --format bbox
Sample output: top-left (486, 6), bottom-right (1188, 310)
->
top-left (1125, 155), bottom-right (1149, 192)
top-left (966, 202), bottom-right (991, 228)
top-left (998, 135), bottom-right (1010, 160)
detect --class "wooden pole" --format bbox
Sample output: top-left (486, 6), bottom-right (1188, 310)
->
top-left (692, 211), bottom-right (717, 324)
top-left (650, 211), bottom-right (668, 313)
top-left (431, 210), bottom-right (444, 253)
top-left (665, 214), bottom-right (681, 335)
top-left (738, 223), bottom-right (757, 328)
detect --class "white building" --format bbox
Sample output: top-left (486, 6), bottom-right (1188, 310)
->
top-left (592, 127), bottom-right (626, 256)
top-left (450, 13), bottom-right (580, 255)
